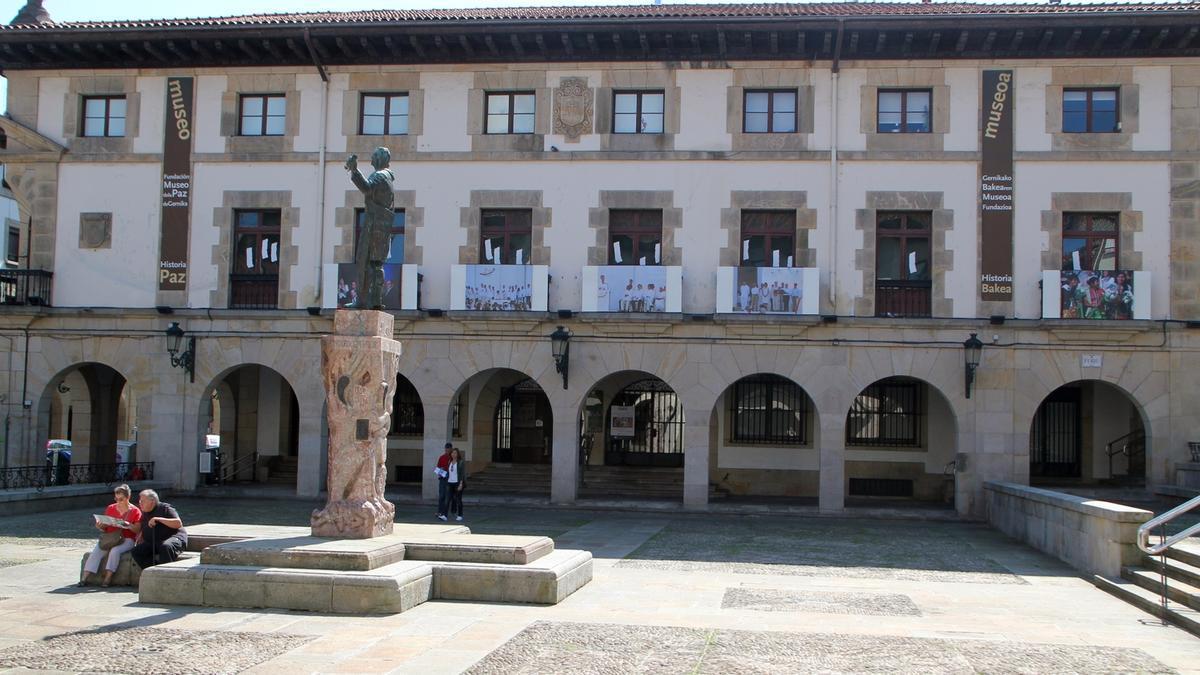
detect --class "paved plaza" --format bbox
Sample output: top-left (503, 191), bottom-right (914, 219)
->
top-left (0, 497), bottom-right (1197, 674)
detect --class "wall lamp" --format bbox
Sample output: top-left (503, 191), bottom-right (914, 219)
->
top-left (963, 332), bottom-right (983, 399)
top-left (165, 321), bottom-right (196, 383)
top-left (56, 382), bottom-right (70, 394)
top-left (550, 325), bottom-right (571, 390)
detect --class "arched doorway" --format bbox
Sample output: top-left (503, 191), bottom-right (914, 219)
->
top-left (1029, 380), bottom-right (1146, 485)
top-left (38, 363), bottom-right (138, 476)
top-left (604, 378), bottom-right (683, 467)
top-left (843, 376), bottom-right (957, 506)
top-left (453, 368), bottom-right (552, 498)
top-left (386, 373), bottom-right (425, 490)
top-left (199, 365), bottom-right (299, 489)
top-left (708, 373), bottom-right (817, 503)
top-left (494, 378), bottom-right (552, 464)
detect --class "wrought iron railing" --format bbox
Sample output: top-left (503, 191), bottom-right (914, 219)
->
top-left (1105, 428), bottom-right (1146, 481)
top-left (0, 269), bottom-right (53, 306)
top-left (875, 280), bottom-right (931, 318)
top-left (229, 274), bottom-right (279, 309)
top-left (0, 461), bottom-right (155, 492)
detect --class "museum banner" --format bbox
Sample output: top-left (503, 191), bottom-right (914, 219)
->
top-left (980, 69), bottom-right (1014, 302)
top-left (158, 76), bottom-right (194, 291)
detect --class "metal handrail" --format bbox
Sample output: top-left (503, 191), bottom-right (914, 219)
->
top-left (219, 451), bottom-right (257, 483)
top-left (1137, 494), bottom-right (1200, 555)
top-left (1106, 429), bottom-right (1145, 479)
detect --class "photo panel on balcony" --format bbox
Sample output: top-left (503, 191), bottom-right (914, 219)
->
top-left (581, 265), bottom-right (682, 313)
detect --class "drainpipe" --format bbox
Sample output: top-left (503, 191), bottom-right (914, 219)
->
top-left (304, 27), bottom-right (331, 306)
top-left (828, 20), bottom-right (845, 310)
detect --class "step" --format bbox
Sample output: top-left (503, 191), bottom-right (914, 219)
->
top-left (1123, 566), bottom-right (1200, 611)
top-left (1166, 544), bottom-right (1200, 569)
top-left (1091, 574), bottom-right (1200, 637)
top-left (1143, 555), bottom-right (1200, 588)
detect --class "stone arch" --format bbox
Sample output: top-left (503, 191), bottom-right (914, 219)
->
top-left (36, 361), bottom-right (137, 467)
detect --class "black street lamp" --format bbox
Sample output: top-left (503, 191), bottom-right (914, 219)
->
top-left (550, 325), bottom-right (571, 390)
top-left (963, 332), bottom-right (983, 399)
top-left (165, 321), bottom-right (196, 383)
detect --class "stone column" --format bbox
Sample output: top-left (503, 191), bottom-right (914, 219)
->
top-left (295, 392), bottom-right (324, 498)
top-left (311, 310), bottom-right (401, 539)
top-left (682, 410), bottom-right (711, 509)
top-left (550, 403), bottom-right (578, 505)
top-left (818, 412), bottom-right (846, 514)
top-left (421, 402), bottom-right (452, 501)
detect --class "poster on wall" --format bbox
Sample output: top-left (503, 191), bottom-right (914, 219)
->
top-left (979, 69), bottom-right (1014, 302)
top-left (1059, 270), bottom-right (1137, 320)
top-left (582, 266), bottom-right (683, 313)
top-left (465, 265), bottom-right (533, 310)
top-left (610, 405), bottom-right (635, 438)
top-left (157, 76), bottom-right (194, 291)
top-left (715, 267), bottom-right (820, 315)
top-left (334, 263), bottom-right (403, 309)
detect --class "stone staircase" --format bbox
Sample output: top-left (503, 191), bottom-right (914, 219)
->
top-left (468, 463), bottom-right (552, 495)
top-left (1092, 539), bottom-right (1200, 636)
top-left (468, 463), bottom-right (727, 501)
top-left (264, 456), bottom-right (298, 485)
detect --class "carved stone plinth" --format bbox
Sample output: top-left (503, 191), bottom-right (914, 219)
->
top-left (311, 310), bottom-right (401, 539)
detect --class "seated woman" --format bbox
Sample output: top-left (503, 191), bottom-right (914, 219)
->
top-left (80, 484), bottom-right (141, 587)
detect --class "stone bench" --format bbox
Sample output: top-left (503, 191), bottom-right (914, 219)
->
top-left (78, 549), bottom-right (199, 587)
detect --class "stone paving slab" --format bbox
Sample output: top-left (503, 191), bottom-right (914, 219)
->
top-left (199, 534), bottom-right (409, 571)
top-left (432, 548), bottom-right (594, 604)
top-left (465, 621), bottom-right (1176, 674)
top-left (0, 626), bottom-right (312, 675)
top-left (721, 587), bottom-right (922, 616)
top-left (186, 521), bottom-right (470, 551)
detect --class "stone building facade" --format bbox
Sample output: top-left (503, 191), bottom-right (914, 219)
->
top-left (0, 2), bottom-right (1198, 518)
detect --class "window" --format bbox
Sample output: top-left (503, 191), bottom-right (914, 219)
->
top-left (390, 377), bottom-right (424, 436)
top-left (744, 90), bottom-right (797, 133)
top-left (1062, 212), bottom-right (1118, 271)
top-left (480, 210), bottom-right (532, 265)
top-left (360, 93), bottom-right (409, 135)
top-left (608, 210), bottom-right (662, 265)
top-left (451, 389), bottom-right (467, 438)
top-left (613, 90), bottom-right (664, 134)
top-left (81, 96), bottom-right (126, 137)
top-left (1063, 88), bottom-right (1119, 133)
top-left (239, 94), bottom-right (286, 136)
top-left (230, 209), bottom-right (281, 309)
top-left (875, 212), bottom-right (931, 318)
top-left (741, 211), bottom-right (796, 267)
top-left (6, 226), bottom-right (18, 266)
top-left (485, 92), bottom-right (535, 134)
top-left (728, 375), bottom-right (808, 445)
top-left (877, 89), bottom-right (931, 133)
top-left (354, 209), bottom-right (406, 265)
top-left (846, 379), bottom-right (923, 447)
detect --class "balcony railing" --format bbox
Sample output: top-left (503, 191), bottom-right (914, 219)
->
top-left (0, 269), bottom-right (53, 307)
top-left (229, 274), bottom-right (279, 309)
top-left (875, 281), bottom-right (931, 318)
top-left (0, 461), bottom-right (155, 492)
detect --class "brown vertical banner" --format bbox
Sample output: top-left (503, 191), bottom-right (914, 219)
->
top-left (158, 76), bottom-right (194, 291)
top-left (980, 69), bottom-right (1014, 302)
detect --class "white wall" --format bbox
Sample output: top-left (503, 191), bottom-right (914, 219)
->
top-left (675, 70), bottom-right (731, 151)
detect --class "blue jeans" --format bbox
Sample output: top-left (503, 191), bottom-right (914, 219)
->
top-left (437, 477), bottom-right (449, 516)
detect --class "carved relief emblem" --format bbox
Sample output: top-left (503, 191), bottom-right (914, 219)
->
top-left (553, 77), bottom-right (593, 142)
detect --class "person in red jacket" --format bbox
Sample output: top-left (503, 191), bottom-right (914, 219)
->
top-left (435, 443), bottom-right (452, 521)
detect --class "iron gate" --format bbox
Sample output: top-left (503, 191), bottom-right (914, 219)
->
top-left (1031, 386), bottom-right (1082, 478)
top-left (605, 379), bottom-right (684, 467)
top-left (493, 379), bottom-right (551, 464)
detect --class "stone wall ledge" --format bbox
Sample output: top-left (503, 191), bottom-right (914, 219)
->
top-left (985, 481), bottom-right (1154, 522)
top-left (0, 480), bottom-right (173, 514)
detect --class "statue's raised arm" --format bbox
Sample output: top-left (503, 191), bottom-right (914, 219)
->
top-left (345, 147), bottom-right (395, 310)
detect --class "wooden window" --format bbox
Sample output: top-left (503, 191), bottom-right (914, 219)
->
top-left (608, 210), bottom-right (663, 265)
top-left (230, 209), bottom-right (281, 309)
top-left (81, 96), bottom-right (126, 137)
top-left (740, 211), bottom-right (796, 268)
top-left (390, 377), bottom-right (424, 436)
top-left (353, 209), bottom-right (406, 265)
top-left (360, 93), bottom-right (409, 135)
top-left (1062, 212), bottom-right (1119, 271)
top-left (744, 90), bottom-right (797, 133)
top-left (1063, 88), bottom-right (1119, 133)
top-left (875, 212), bottom-right (931, 318)
top-left (846, 379), bottom-right (923, 447)
top-left (728, 375), bottom-right (808, 445)
top-left (6, 226), bottom-right (19, 265)
top-left (480, 209), bottom-right (532, 265)
top-left (877, 89), bottom-right (931, 133)
top-left (613, 90), bottom-right (665, 134)
top-left (485, 92), bottom-right (536, 134)
top-left (239, 94), bottom-right (286, 136)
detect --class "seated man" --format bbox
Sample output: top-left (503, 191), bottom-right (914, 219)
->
top-left (131, 489), bottom-right (188, 569)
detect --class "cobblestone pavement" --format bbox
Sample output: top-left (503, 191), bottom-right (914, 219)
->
top-left (0, 497), bottom-right (1198, 674)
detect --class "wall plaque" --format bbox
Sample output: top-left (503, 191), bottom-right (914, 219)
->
top-left (78, 212), bottom-right (112, 249)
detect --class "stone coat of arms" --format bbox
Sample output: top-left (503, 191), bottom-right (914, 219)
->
top-left (553, 77), bottom-right (593, 142)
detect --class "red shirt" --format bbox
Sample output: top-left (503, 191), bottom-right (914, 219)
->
top-left (436, 453), bottom-right (451, 472)
top-left (104, 503), bottom-right (142, 539)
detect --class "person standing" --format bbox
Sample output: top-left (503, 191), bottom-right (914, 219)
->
top-left (435, 442), bottom-right (453, 521)
top-left (80, 483), bottom-right (141, 587)
top-left (130, 489), bottom-right (187, 569)
top-left (446, 447), bottom-right (468, 522)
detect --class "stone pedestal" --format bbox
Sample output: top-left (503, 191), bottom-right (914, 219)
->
top-left (311, 310), bottom-right (401, 539)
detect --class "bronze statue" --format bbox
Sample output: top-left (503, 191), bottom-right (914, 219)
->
top-left (344, 147), bottom-right (395, 310)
